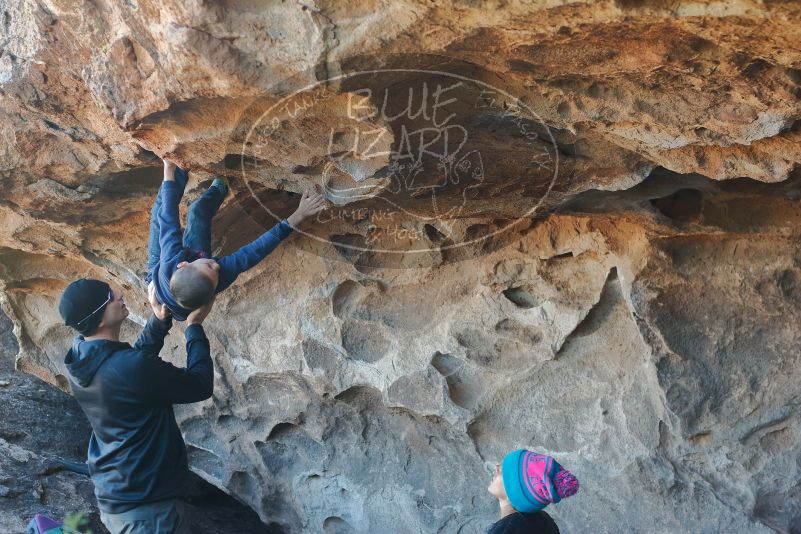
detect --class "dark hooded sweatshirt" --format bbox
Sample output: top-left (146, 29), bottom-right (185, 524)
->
top-left (64, 315), bottom-right (212, 514)
top-left (487, 511), bottom-right (560, 534)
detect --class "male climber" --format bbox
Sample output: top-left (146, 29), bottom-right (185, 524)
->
top-left (147, 158), bottom-right (326, 319)
top-left (61, 278), bottom-right (214, 533)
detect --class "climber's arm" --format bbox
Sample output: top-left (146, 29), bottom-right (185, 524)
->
top-left (214, 189), bottom-right (327, 291)
top-left (132, 314), bottom-right (173, 356)
top-left (215, 219), bottom-right (293, 291)
top-left (157, 161), bottom-right (185, 264)
top-left (131, 299), bottom-right (215, 405)
top-left (132, 282), bottom-right (173, 356)
top-left (132, 324), bottom-right (213, 404)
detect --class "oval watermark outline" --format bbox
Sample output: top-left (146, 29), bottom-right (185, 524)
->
top-left (236, 68), bottom-right (560, 255)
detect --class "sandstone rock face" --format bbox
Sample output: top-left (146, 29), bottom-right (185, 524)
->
top-left (0, 310), bottom-right (106, 534)
top-left (1, 1), bottom-right (800, 532)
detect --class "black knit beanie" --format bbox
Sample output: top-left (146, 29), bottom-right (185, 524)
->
top-left (58, 279), bottom-right (111, 335)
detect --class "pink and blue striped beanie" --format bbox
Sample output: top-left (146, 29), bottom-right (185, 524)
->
top-left (501, 449), bottom-right (579, 513)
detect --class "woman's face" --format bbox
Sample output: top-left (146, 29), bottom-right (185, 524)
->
top-left (487, 462), bottom-right (506, 498)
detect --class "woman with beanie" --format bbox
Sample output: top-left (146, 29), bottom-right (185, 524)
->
top-left (487, 449), bottom-right (579, 533)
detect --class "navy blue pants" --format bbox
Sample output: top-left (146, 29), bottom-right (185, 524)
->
top-left (145, 168), bottom-right (227, 282)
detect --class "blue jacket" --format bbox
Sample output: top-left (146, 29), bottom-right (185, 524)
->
top-left (152, 180), bottom-right (293, 321)
top-left (63, 315), bottom-right (213, 513)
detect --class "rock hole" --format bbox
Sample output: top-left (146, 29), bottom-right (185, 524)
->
top-left (466, 419), bottom-right (483, 449)
top-left (452, 327), bottom-right (496, 366)
top-left (266, 422), bottom-right (298, 440)
top-left (695, 149), bottom-right (707, 167)
top-left (330, 233), bottom-right (366, 262)
top-left (331, 280), bottom-right (364, 318)
top-left (686, 34), bottom-right (716, 53)
top-left (43, 119), bottom-right (62, 132)
top-left (334, 385), bottom-right (383, 404)
top-left (430, 351), bottom-right (460, 377)
top-left (742, 58), bottom-right (772, 79)
top-left (55, 374), bottom-right (69, 391)
top-left (507, 59), bottom-right (538, 73)
top-left (137, 148), bottom-right (160, 163)
top-left (586, 82), bottom-right (604, 98)
top-left (423, 223), bottom-right (446, 243)
top-left (302, 338), bottom-right (340, 373)
top-left (759, 427), bottom-right (794, 453)
top-left (650, 188), bottom-right (703, 222)
top-left (465, 224), bottom-right (491, 241)
top-left (430, 352), bottom-right (479, 409)
top-left (228, 470), bottom-right (257, 499)
top-left (502, 286), bottom-right (538, 309)
top-left (224, 153), bottom-right (260, 170)
top-left (292, 164), bottom-right (314, 174)
top-left (0, 429), bottom-right (27, 443)
top-left (557, 143), bottom-right (577, 157)
top-left (340, 320), bottom-right (389, 363)
top-left (558, 268), bottom-right (621, 353)
top-left (495, 318), bottom-right (542, 345)
top-left (778, 269), bottom-right (801, 305)
top-left (634, 98), bottom-right (652, 113)
top-left (549, 251), bottom-right (574, 260)
top-left (324, 516), bottom-right (354, 534)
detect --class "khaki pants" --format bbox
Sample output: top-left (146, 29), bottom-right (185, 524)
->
top-left (99, 499), bottom-right (191, 534)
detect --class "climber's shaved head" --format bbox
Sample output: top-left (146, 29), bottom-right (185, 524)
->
top-left (170, 259), bottom-right (219, 309)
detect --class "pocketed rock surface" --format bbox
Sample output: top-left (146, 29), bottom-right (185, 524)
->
top-left (0, 1), bottom-right (799, 532)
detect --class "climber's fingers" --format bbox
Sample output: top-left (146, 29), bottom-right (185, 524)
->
top-left (308, 194), bottom-right (327, 212)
